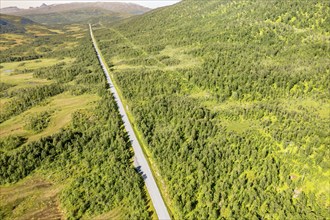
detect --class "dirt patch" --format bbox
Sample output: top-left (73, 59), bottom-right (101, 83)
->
top-left (290, 174), bottom-right (297, 180)
top-left (18, 195), bottom-right (63, 220)
top-left (293, 188), bottom-right (302, 198)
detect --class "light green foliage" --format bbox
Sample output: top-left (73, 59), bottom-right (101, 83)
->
top-left (94, 0), bottom-right (329, 218)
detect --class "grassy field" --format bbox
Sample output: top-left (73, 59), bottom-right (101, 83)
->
top-left (0, 58), bottom-right (75, 95)
top-left (0, 55), bottom-right (97, 137)
top-left (0, 72), bottom-right (50, 89)
top-left (0, 92), bottom-right (99, 142)
top-left (25, 25), bottom-right (57, 36)
top-left (0, 174), bottom-right (64, 220)
top-left (0, 54), bottom-right (94, 144)
top-left (0, 24), bottom-right (62, 51)
top-left (0, 34), bottom-right (27, 51)
top-left (65, 25), bottom-right (84, 32)
top-left (1, 58), bottom-right (74, 73)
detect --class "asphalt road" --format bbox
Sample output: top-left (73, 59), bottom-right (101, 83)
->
top-left (89, 24), bottom-right (171, 220)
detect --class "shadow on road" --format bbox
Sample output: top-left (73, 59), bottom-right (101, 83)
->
top-left (135, 166), bottom-right (147, 180)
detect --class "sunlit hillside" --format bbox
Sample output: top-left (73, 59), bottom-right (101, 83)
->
top-left (94, 0), bottom-right (330, 218)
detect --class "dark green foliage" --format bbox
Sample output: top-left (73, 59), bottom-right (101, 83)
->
top-left (0, 54), bottom-right (43, 63)
top-left (0, 82), bottom-right (14, 93)
top-left (24, 110), bottom-right (53, 133)
top-left (59, 94), bottom-right (149, 219)
top-left (34, 62), bottom-right (90, 83)
top-left (0, 130), bottom-right (82, 184)
top-left (94, 0), bottom-right (330, 219)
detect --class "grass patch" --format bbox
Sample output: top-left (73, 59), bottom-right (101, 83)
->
top-left (0, 98), bottom-right (12, 105)
top-left (203, 98), bottom-right (257, 112)
top-left (158, 46), bottom-right (203, 70)
top-left (189, 90), bottom-right (211, 99)
top-left (0, 34), bottom-right (27, 50)
top-left (111, 45), bottom-right (203, 72)
top-left (0, 93), bottom-right (100, 142)
top-left (48, 29), bottom-right (65, 34)
top-left (71, 33), bottom-right (85, 39)
top-left (0, 58), bottom-right (74, 73)
top-left (281, 98), bottom-right (330, 119)
top-left (0, 58), bottom-right (75, 92)
top-left (65, 25), bottom-right (84, 32)
top-left (222, 119), bottom-right (259, 133)
top-left (92, 207), bottom-right (124, 220)
top-left (62, 41), bottom-right (79, 49)
top-left (0, 72), bottom-right (51, 91)
top-left (0, 175), bottom-right (63, 220)
top-left (25, 25), bottom-right (55, 36)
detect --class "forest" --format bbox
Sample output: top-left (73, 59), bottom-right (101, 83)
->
top-left (0, 22), bottom-right (150, 219)
top-left (93, 0), bottom-right (330, 219)
top-left (1, 0), bottom-right (329, 219)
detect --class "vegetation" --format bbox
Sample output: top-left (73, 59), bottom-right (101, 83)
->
top-left (1, 0), bottom-right (329, 219)
top-left (0, 177), bottom-right (63, 220)
top-left (0, 13), bottom-right (35, 34)
top-left (0, 18), bottom-right (150, 219)
top-left (0, 135), bottom-right (26, 152)
top-left (23, 110), bottom-right (53, 133)
top-left (0, 84), bottom-right (64, 123)
top-left (93, 0), bottom-right (330, 219)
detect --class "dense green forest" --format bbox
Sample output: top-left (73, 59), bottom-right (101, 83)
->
top-left (1, 0), bottom-right (329, 219)
top-left (0, 23), bottom-right (150, 219)
top-left (94, 0), bottom-right (330, 219)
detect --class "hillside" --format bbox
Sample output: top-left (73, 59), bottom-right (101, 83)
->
top-left (0, 13), bottom-right (58, 52)
top-left (94, 0), bottom-right (330, 219)
top-left (0, 14), bottom-right (35, 33)
top-left (2, 2), bottom-right (150, 25)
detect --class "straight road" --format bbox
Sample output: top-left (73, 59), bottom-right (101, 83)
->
top-left (89, 24), bottom-right (171, 220)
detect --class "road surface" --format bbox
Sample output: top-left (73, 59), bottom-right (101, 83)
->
top-left (89, 24), bottom-right (171, 220)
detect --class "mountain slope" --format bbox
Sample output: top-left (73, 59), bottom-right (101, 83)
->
top-left (94, 0), bottom-right (330, 219)
top-left (2, 3), bottom-right (150, 25)
top-left (0, 13), bottom-right (57, 52)
top-left (0, 14), bottom-right (35, 33)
